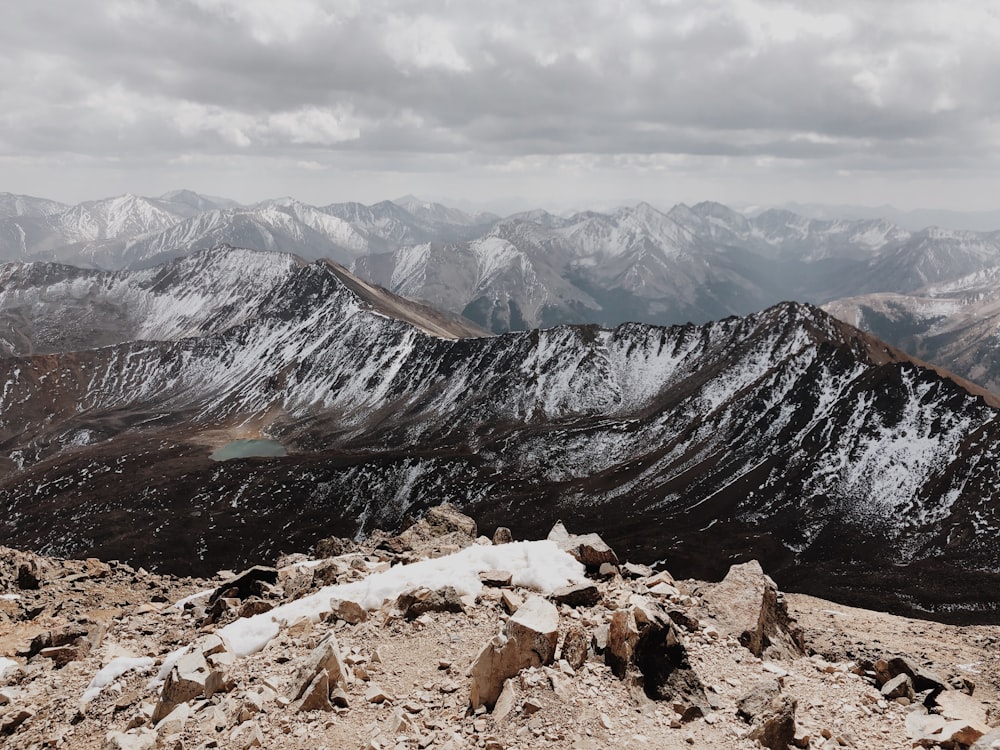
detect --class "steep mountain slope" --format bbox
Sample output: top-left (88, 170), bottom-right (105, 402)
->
top-left (0, 192), bottom-right (68, 218)
top-left (825, 266), bottom-right (1000, 395)
top-left (0, 194), bottom-right (190, 266)
top-left (2, 247), bottom-right (1000, 621)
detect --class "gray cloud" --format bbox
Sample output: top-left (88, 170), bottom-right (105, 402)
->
top-left (2, 0), bottom-right (999, 209)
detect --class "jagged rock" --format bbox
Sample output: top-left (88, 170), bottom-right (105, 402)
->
top-left (606, 608), bottom-right (640, 679)
top-left (328, 597), bottom-right (367, 624)
top-left (470, 595), bottom-right (559, 709)
top-left (103, 728), bottom-right (157, 750)
top-left (492, 527), bottom-right (513, 545)
top-left (905, 711), bottom-right (988, 748)
top-left (202, 596), bottom-right (239, 625)
top-left (736, 678), bottom-right (782, 721)
top-left (875, 656), bottom-right (947, 693)
top-left (209, 566), bottom-right (279, 604)
top-left (552, 582), bottom-right (600, 607)
top-left (311, 559), bottom-right (346, 587)
top-left (237, 597), bottom-right (273, 618)
top-left (40, 640), bottom-right (90, 667)
top-left (500, 590), bottom-right (522, 614)
top-left (547, 521), bottom-right (619, 569)
top-left (155, 701), bottom-right (190, 735)
top-left (880, 673), bottom-right (914, 700)
top-left (622, 562), bottom-right (654, 579)
top-left (229, 721), bottom-right (264, 749)
top-left (606, 602), bottom-right (708, 718)
top-left (394, 586), bottom-right (464, 619)
top-left (287, 632), bottom-right (347, 705)
top-left (365, 683), bottom-right (391, 704)
top-left (292, 670), bottom-right (333, 712)
top-left (152, 652), bottom-right (208, 722)
top-left (314, 535), bottom-right (357, 558)
top-left (561, 623), bottom-right (589, 670)
top-left (493, 679), bottom-right (518, 722)
top-left (703, 560), bottom-right (805, 660)
top-left (737, 679), bottom-right (797, 750)
top-left (391, 504), bottom-right (478, 553)
top-left (0, 706), bottom-right (33, 735)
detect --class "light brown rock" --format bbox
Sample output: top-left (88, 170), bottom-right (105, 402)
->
top-left (703, 560), bottom-right (805, 660)
top-left (469, 595), bottom-right (559, 709)
top-left (287, 632), bottom-right (347, 702)
top-left (328, 597), bottom-right (367, 624)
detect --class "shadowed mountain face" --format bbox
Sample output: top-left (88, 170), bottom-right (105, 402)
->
top-left (2, 246), bottom-right (1000, 623)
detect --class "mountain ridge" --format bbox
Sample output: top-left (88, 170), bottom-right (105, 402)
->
top-left (3, 246), bottom-right (1000, 622)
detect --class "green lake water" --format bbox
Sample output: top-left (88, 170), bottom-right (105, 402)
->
top-left (210, 439), bottom-right (287, 461)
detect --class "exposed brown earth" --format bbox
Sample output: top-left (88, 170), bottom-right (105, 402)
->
top-left (2, 507), bottom-right (997, 750)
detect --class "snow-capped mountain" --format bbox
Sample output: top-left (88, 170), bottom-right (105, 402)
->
top-left (5, 190), bottom-right (1000, 395)
top-left (2, 245), bottom-right (1000, 621)
top-left (0, 192), bottom-right (68, 218)
top-left (825, 266), bottom-right (1000, 395)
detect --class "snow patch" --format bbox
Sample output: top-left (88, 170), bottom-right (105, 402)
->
top-left (0, 657), bottom-right (18, 678)
top-left (220, 540), bottom-right (586, 656)
top-left (81, 656), bottom-right (155, 705)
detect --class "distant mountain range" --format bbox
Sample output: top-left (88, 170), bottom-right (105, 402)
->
top-left (3, 246), bottom-right (1000, 621)
top-left (2, 190), bottom-right (1000, 396)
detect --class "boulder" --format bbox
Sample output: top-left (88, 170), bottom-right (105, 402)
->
top-left (392, 504), bottom-right (478, 553)
top-left (492, 527), bottom-right (513, 545)
top-left (561, 623), bottom-right (589, 670)
top-left (493, 678), bottom-right (518, 722)
top-left (287, 633), bottom-right (347, 703)
top-left (880, 673), bottom-right (915, 701)
top-left (313, 535), bottom-right (357, 558)
top-left (470, 595), bottom-right (559, 709)
top-left (152, 651), bottom-right (213, 722)
top-left (552, 583), bottom-right (601, 607)
top-left (876, 656), bottom-right (947, 694)
top-left (622, 562), bottom-right (654, 579)
top-left (394, 586), bottom-right (464, 619)
top-left (606, 608), bottom-right (639, 679)
top-left (702, 560), bottom-right (804, 660)
top-left (209, 566), bottom-right (279, 604)
top-left (328, 597), bottom-right (368, 624)
top-left (736, 678), bottom-right (782, 722)
top-left (935, 690), bottom-right (990, 728)
top-left (154, 701), bottom-right (190, 735)
top-left (737, 679), bottom-right (798, 750)
top-left (292, 670), bottom-right (333, 712)
top-left (547, 521), bottom-right (619, 570)
top-left (229, 722), bottom-right (264, 749)
top-left (606, 602), bottom-right (708, 718)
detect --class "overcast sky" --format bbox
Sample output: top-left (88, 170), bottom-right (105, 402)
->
top-left (3, 0), bottom-right (1000, 212)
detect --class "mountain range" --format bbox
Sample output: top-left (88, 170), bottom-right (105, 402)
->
top-left (3, 245), bottom-right (1000, 622)
top-left (2, 190), bottom-right (999, 399)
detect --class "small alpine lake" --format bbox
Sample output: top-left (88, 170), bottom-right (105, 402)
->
top-left (210, 439), bottom-right (287, 462)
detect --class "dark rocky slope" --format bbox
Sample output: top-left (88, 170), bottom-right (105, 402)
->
top-left (2, 247), bottom-right (1000, 622)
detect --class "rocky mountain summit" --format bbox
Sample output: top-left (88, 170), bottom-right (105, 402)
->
top-left (2, 505), bottom-right (998, 750)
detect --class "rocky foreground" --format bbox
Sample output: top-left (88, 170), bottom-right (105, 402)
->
top-left (2, 505), bottom-right (999, 750)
